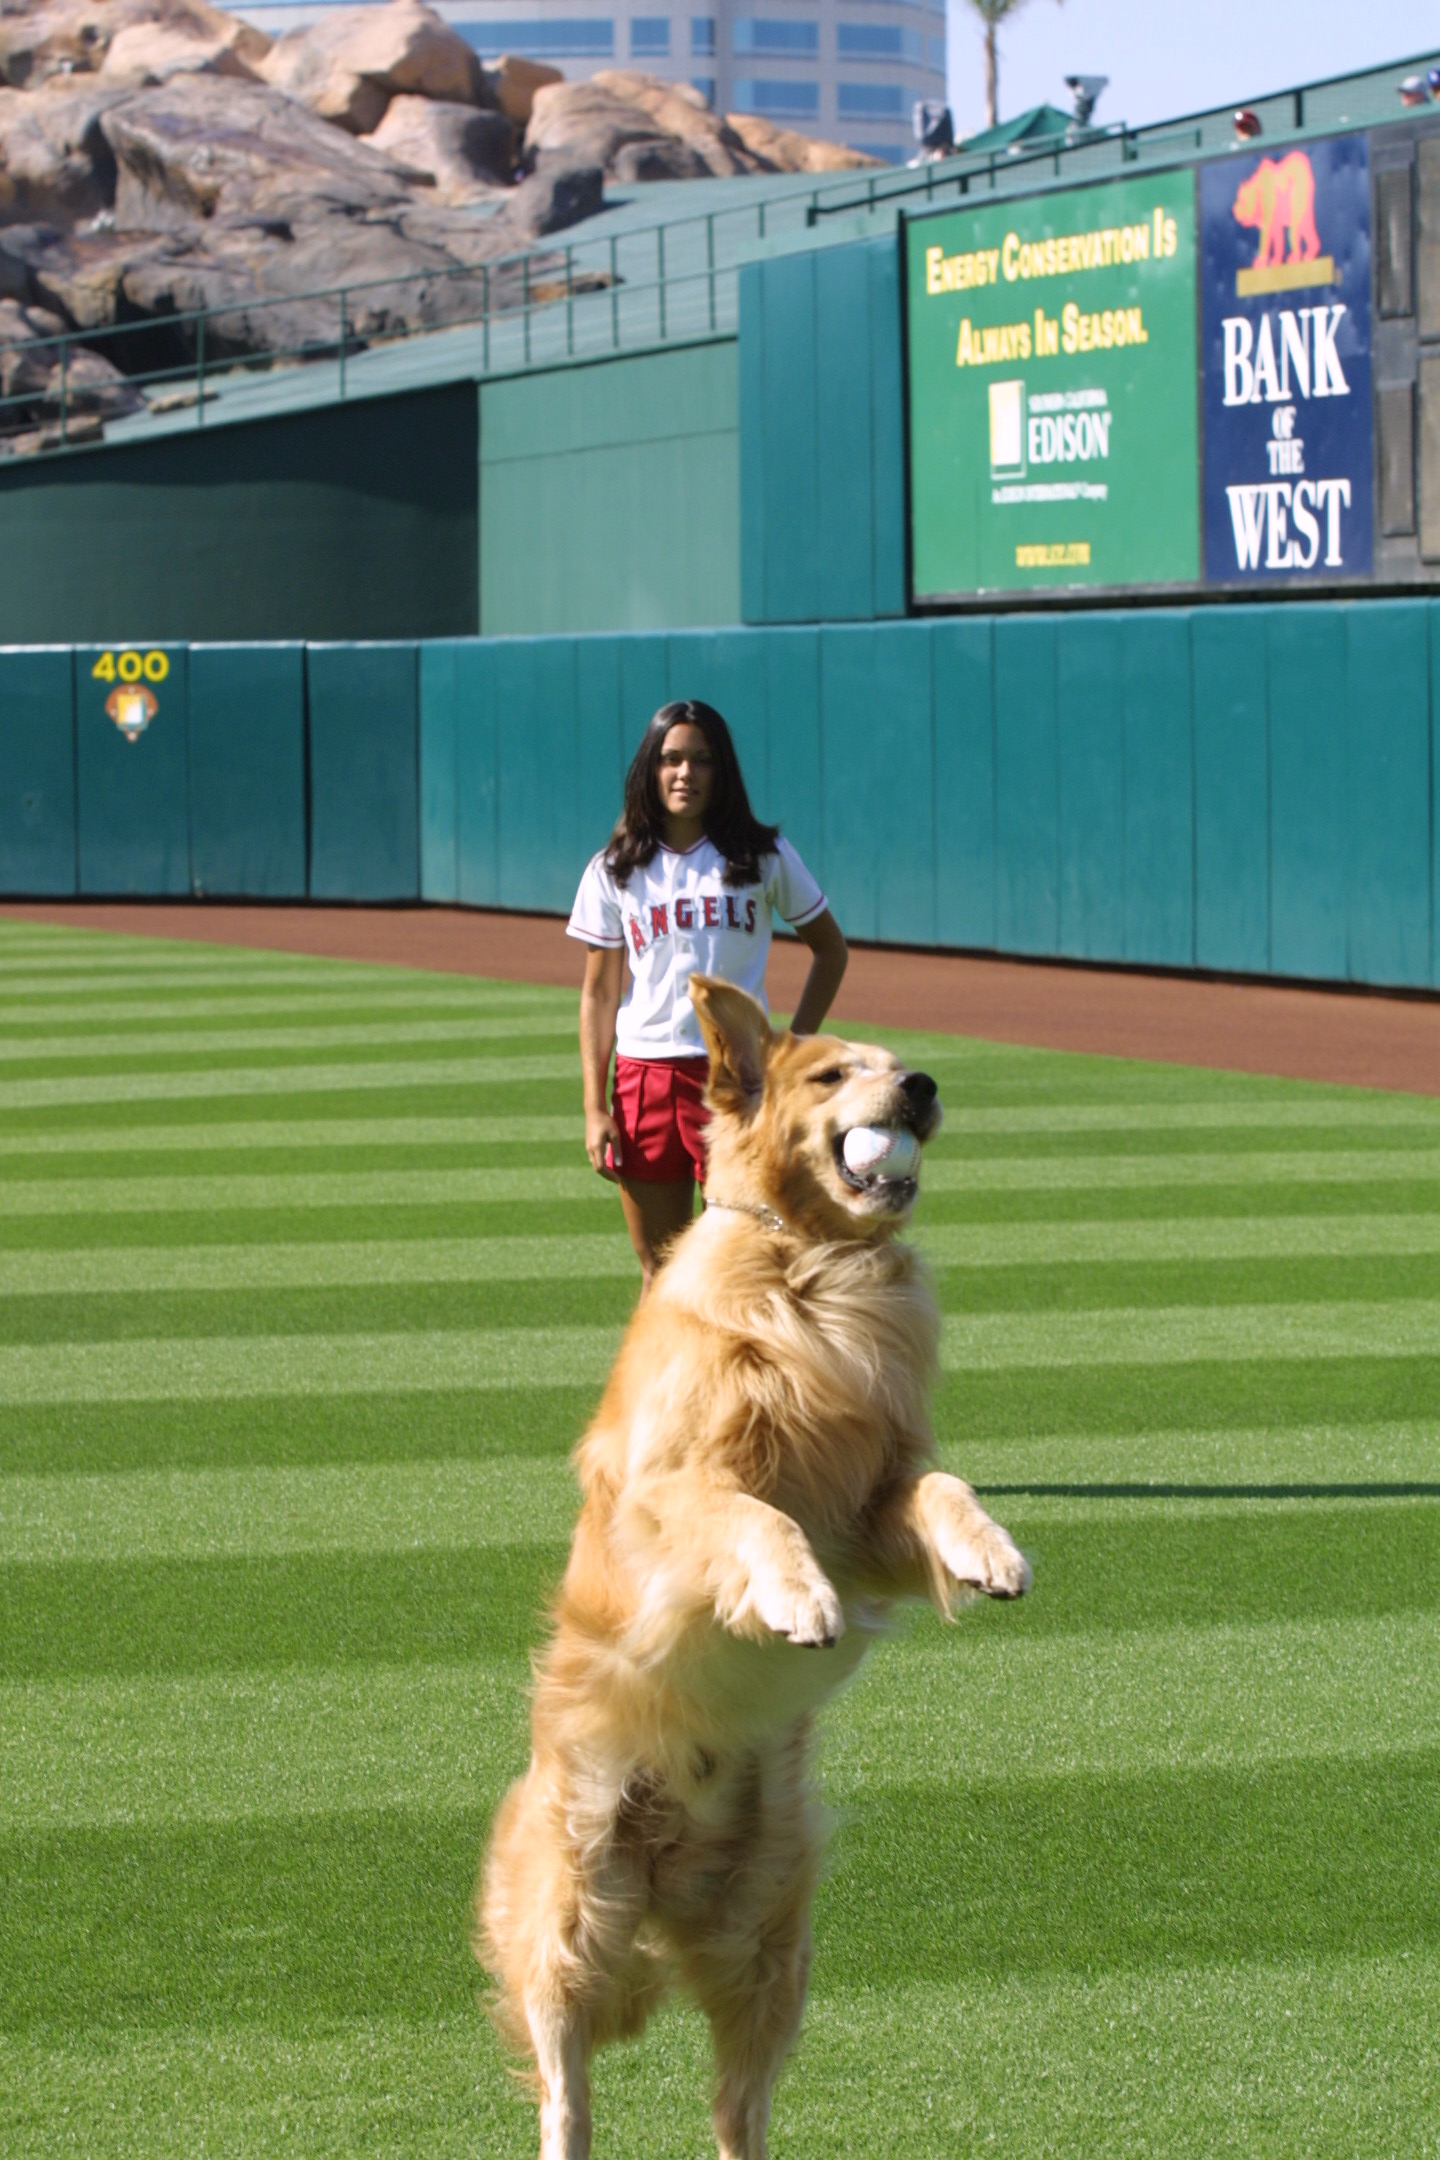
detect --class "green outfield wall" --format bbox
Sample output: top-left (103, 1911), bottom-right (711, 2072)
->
top-left (738, 237), bottom-right (907, 627)
top-left (0, 389), bottom-right (479, 646)
top-left (479, 343), bottom-right (741, 636)
top-left (4, 598), bottom-right (1438, 992)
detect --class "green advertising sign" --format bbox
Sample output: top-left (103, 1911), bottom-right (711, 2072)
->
top-left (906, 170), bottom-right (1200, 600)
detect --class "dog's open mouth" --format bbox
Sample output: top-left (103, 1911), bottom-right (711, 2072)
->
top-left (833, 1125), bottom-right (920, 1208)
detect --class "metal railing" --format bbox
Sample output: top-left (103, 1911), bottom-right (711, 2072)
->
top-left (0, 221), bottom-right (741, 459)
top-left (0, 184), bottom-right (834, 460)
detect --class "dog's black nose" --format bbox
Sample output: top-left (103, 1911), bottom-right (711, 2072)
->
top-left (901, 1071), bottom-right (937, 1113)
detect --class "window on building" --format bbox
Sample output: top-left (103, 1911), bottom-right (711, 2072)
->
top-left (837, 81), bottom-right (906, 115)
top-left (631, 15), bottom-right (670, 54)
top-left (927, 34), bottom-right (944, 69)
top-left (837, 22), bottom-right (924, 62)
top-left (456, 18), bottom-right (614, 56)
top-left (732, 77), bottom-right (820, 116)
top-left (851, 142), bottom-right (908, 162)
top-left (691, 74), bottom-right (716, 103)
top-left (732, 18), bottom-right (819, 54)
top-left (690, 15), bottom-right (715, 54)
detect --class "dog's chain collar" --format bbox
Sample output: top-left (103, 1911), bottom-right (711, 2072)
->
top-left (704, 1196), bottom-right (790, 1235)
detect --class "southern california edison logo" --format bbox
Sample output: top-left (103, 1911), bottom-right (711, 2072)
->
top-left (106, 684), bottom-right (158, 742)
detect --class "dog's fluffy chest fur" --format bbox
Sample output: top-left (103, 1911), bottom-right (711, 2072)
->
top-left (549, 1215), bottom-right (941, 1763)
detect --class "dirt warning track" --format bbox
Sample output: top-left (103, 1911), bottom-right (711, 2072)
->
top-left (4, 899), bottom-right (1438, 1097)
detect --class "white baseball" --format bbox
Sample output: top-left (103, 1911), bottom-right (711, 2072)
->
top-left (843, 1126), bottom-right (920, 1179)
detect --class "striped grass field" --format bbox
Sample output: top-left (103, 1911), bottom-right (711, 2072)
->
top-left (1, 917), bottom-right (1438, 2159)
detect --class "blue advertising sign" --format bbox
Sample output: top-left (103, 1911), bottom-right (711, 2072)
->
top-left (1201, 135), bottom-right (1372, 583)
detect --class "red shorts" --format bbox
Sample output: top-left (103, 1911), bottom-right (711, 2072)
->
top-left (611, 1055), bottom-right (710, 1184)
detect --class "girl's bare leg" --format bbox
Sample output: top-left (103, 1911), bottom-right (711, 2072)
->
top-left (617, 1176), bottom-right (695, 1295)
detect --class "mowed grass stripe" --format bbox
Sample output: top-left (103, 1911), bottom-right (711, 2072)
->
top-left (919, 1215), bottom-right (1440, 1264)
top-left (3, 1119), bottom-right (1435, 1164)
top-left (2, 1456), bottom-right (1430, 1564)
top-left (4, 1300), bottom-right (1440, 1400)
top-left (2, 1216), bottom-right (1440, 1294)
top-left (937, 1098), bottom-right (1440, 1133)
top-left (0, 1325), bottom-right (622, 1401)
top-left (9, 1499), bottom-right (1437, 1683)
top-left (0, 1016), bottom-right (576, 1062)
top-left (942, 1415), bottom-right (1440, 1487)
top-left (0, 1234), bottom-right (634, 1293)
top-left (12, 1153), bottom-right (1440, 1213)
top-left (0, 1055), bottom-right (580, 1109)
top-left (0, 988), bottom-right (575, 1024)
top-left (0, 955), bottom-right (431, 986)
top-left (0, 1168), bottom-right (615, 1215)
top-left (942, 1299), bottom-right (1440, 1366)
top-left (4, 1611), bottom-right (1437, 1828)
top-left (0, 1116), bottom-right (586, 1158)
top-left (924, 1149), bottom-right (1440, 1190)
top-left (0, 1458), bottom-right (579, 1561)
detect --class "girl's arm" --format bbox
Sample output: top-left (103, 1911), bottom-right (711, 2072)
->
top-left (579, 943), bottom-right (626, 1177)
top-left (788, 909), bottom-right (848, 1036)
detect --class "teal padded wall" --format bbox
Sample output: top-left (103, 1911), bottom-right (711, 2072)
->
top-left (1269, 608), bottom-right (1350, 982)
top-left (739, 236), bottom-right (906, 626)
top-left (418, 641), bottom-right (462, 904)
top-left (1122, 612), bottom-right (1194, 968)
top-left (1192, 607), bottom-right (1269, 974)
top-left (819, 622), bottom-right (935, 943)
top-left (993, 615), bottom-right (1059, 954)
top-left (479, 345), bottom-right (740, 637)
top-left (1347, 603), bottom-right (1430, 988)
top-left (188, 644), bottom-right (306, 898)
top-left (8, 597), bottom-right (1436, 995)
top-left (496, 638), bottom-right (581, 910)
top-left (75, 644), bottom-right (189, 895)
top-left (0, 647), bottom-right (75, 895)
top-left (416, 599), bottom-right (1439, 993)
top-left (932, 619), bottom-right (995, 950)
top-left (456, 639), bottom-right (501, 908)
top-left (308, 643), bottom-right (419, 902)
top-left (1057, 615), bottom-right (1125, 962)
top-left (762, 630), bottom-right (823, 876)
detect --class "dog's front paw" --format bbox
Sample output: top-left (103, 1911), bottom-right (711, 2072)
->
top-left (934, 1510), bottom-right (1031, 1601)
top-left (743, 1568), bottom-right (846, 1648)
top-left (783, 1576), bottom-right (846, 1648)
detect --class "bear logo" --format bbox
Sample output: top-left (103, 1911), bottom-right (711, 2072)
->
top-left (1233, 152), bottom-right (1321, 268)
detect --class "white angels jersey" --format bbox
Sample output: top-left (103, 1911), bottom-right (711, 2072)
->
top-left (567, 836), bottom-right (827, 1059)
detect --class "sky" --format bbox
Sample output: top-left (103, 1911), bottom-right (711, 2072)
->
top-left (946, 0), bottom-right (1440, 140)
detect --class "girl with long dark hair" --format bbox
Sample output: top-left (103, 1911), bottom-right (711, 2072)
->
top-left (568, 699), bottom-right (848, 1292)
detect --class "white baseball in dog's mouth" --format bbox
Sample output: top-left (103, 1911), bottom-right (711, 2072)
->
top-left (836, 1125), bottom-right (921, 1199)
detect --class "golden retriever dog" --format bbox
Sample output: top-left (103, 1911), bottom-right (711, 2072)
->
top-left (477, 977), bottom-right (1030, 2160)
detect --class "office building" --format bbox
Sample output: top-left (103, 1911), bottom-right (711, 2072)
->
top-left (233, 0), bottom-right (947, 162)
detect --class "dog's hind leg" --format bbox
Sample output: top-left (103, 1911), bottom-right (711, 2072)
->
top-left (689, 1881), bottom-right (814, 2160)
top-left (528, 1996), bottom-right (592, 2160)
top-left (675, 1743), bottom-right (822, 2160)
top-left (479, 1764), bottom-right (656, 2160)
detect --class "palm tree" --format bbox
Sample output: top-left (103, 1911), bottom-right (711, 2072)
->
top-left (962, 0), bottom-right (1064, 131)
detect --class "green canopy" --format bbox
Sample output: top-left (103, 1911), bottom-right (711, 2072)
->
top-left (960, 103), bottom-right (1074, 153)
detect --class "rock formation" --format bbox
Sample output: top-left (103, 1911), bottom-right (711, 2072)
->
top-left (363, 92), bottom-right (515, 199)
top-left (0, 0), bottom-right (882, 456)
top-left (257, 0), bottom-right (490, 135)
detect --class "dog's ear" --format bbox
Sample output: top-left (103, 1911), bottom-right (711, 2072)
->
top-left (691, 975), bottom-right (771, 1117)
